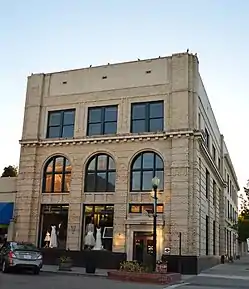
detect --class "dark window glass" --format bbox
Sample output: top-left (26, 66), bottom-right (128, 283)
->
top-left (48, 127), bottom-right (61, 138)
top-left (43, 156), bottom-right (72, 193)
top-left (206, 169), bottom-right (210, 198)
top-left (131, 120), bottom-right (146, 133)
top-left (149, 102), bottom-right (163, 118)
top-left (131, 104), bottom-right (146, 120)
top-left (63, 111), bottom-right (75, 125)
top-left (105, 106), bottom-right (117, 122)
top-left (104, 122), bottom-right (117, 134)
top-left (49, 112), bottom-right (61, 126)
top-left (88, 123), bottom-right (102, 135)
top-left (47, 110), bottom-right (75, 138)
top-left (87, 105), bottom-right (118, 136)
top-left (131, 101), bottom-right (164, 133)
top-left (85, 154), bottom-right (116, 192)
top-left (88, 108), bottom-right (102, 123)
top-left (206, 216), bottom-right (209, 255)
top-left (130, 151), bottom-right (164, 192)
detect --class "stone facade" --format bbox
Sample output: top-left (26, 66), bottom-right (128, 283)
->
top-left (13, 52), bottom-right (239, 260)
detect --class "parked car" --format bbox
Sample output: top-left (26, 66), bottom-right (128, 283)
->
top-left (0, 241), bottom-right (43, 274)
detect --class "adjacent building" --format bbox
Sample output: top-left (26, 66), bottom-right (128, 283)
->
top-left (0, 177), bottom-right (16, 244)
top-left (13, 52), bottom-right (239, 271)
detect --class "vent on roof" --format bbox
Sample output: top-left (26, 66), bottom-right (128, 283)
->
top-left (146, 70), bottom-right (151, 74)
top-left (102, 76), bottom-right (107, 79)
top-left (62, 81), bottom-right (67, 84)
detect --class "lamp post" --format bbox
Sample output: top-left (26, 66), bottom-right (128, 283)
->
top-left (151, 176), bottom-right (160, 272)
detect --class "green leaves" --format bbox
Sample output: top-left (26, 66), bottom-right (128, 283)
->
top-left (1, 165), bottom-right (18, 177)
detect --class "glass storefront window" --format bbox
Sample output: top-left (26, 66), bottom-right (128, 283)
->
top-left (39, 204), bottom-right (69, 249)
top-left (82, 205), bottom-right (114, 251)
top-left (129, 204), bottom-right (164, 214)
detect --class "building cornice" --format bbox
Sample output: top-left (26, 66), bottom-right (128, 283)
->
top-left (224, 154), bottom-right (240, 191)
top-left (19, 130), bottom-right (198, 147)
top-left (198, 134), bottom-right (226, 188)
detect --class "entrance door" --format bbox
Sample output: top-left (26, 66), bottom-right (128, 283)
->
top-left (133, 232), bottom-right (153, 264)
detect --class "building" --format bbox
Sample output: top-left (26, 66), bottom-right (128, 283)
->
top-left (13, 52), bottom-right (239, 273)
top-left (0, 177), bottom-right (16, 243)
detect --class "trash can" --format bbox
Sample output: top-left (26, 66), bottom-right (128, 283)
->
top-left (85, 252), bottom-right (96, 274)
top-left (221, 255), bottom-right (225, 264)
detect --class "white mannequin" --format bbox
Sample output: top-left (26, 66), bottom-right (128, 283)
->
top-left (93, 228), bottom-right (102, 250)
top-left (49, 225), bottom-right (58, 248)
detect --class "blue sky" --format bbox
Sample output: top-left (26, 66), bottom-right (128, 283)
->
top-left (0, 0), bottom-right (248, 189)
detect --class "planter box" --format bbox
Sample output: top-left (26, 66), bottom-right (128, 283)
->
top-left (58, 261), bottom-right (72, 271)
top-left (107, 271), bottom-right (181, 285)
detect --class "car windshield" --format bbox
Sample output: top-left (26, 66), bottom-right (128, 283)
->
top-left (11, 242), bottom-right (38, 251)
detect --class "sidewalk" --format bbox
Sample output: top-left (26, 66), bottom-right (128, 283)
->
top-left (41, 265), bottom-right (108, 277)
top-left (198, 255), bottom-right (249, 279)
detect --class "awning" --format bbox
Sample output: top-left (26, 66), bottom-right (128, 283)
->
top-left (0, 203), bottom-right (14, 225)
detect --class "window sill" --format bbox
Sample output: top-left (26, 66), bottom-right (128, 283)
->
top-left (42, 192), bottom-right (70, 195)
top-left (84, 191), bottom-right (115, 194)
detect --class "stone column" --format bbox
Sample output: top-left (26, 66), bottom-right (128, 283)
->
top-left (169, 137), bottom-right (191, 255)
top-left (112, 160), bottom-right (127, 253)
top-left (66, 163), bottom-right (83, 250)
top-left (14, 146), bottom-right (40, 244)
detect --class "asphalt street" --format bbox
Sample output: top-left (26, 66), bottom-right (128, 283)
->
top-left (0, 271), bottom-right (164, 289)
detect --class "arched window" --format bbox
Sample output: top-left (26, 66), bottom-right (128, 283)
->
top-left (43, 156), bottom-right (72, 193)
top-left (85, 154), bottom-right (116, 192)
top-left (130, 151), bottom-right (164, 192)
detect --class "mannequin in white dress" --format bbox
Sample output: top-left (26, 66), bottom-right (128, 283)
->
top-left (93, 228), bottom-right (102, 250)
top-left (49, 225), bottom-right (58, 248)
top-left (84, 221), bottom-right (95, 248)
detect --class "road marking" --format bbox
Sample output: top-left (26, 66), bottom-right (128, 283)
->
top-left (198, 273), bottom-right (249, 280)
top-left (164, 283), bottom-right (190, 289)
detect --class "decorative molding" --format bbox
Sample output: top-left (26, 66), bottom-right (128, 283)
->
top-left (19, 130), bottom-right (198, 147)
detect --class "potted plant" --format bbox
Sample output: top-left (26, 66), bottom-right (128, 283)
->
top-left (58, 256), bottom-right (73, 271)
top-left (156, 260), bottom-right (168, 273)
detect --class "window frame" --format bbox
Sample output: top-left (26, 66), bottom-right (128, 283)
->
top-left (84, 154), bottom-right (116, 192)
top-left (42, 156), bottom-right (71, 193)
top-left (130, 151), bottom-right (164, 192)
top-left (130, 100), bottom-right (164, 133)
top-left (205, 169), bottom-right (210, 198)
top-left (46, 109), bottom-right (75, 139)
top-left (129, 203), bottom-right (164, 214)
top-left (87, 105), bottom-right (118, 136)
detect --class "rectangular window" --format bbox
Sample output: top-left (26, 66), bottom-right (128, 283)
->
top-left (87, 105), bottom-right (118, 136)
top-left (213, 180), bottom-right (216, 206)
top-left (198, 112), bottom-right (201, 130)
top-left (82, 205), bottom-right (114, 251)
top-left (39, 204), bottom-right (69, 249)
top-left (131, 101), bottom-right (164, 133)
top-left (218, 158), bottom-right (221, 171)
top-left (227, 200), bottom-right (230, 219)
top-left (205, 128), bottom-right (210, 150)
top-left (206, 215), bottom-right (209, 255)
top-left (227, 174), bottom-right (230, 193)
top-left (212, 145), bottom-right (216, 163)
top-left (213, 220), bottom-right (216, 255)
top-left (205, 169), bottom-right (210, 198)
top-left (47, 109), bottom-right (75, 138)
top-left (129, 204), bottom-right (164, 214)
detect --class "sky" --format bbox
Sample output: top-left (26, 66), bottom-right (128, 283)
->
top-left (0, 0), bottom-right (248, 191)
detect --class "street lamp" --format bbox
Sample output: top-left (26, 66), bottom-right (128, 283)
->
top-left (151, 176), bottom-right (160, 271)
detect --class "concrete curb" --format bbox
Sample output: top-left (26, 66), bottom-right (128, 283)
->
top-left (41, 269), bottom-right (107, 278)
